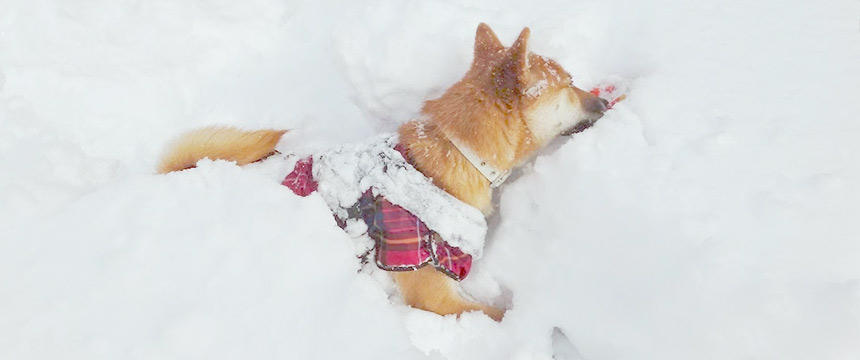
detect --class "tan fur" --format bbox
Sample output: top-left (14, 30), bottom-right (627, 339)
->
top-left (157, 23), bottom-right (608, 321)
top-left (396, 25), bottom-right (605, 320)
top-left (157, 126), bottom-right (287, 174)
top-left (398, 24), bottom-right (604, 214)
top-left (392, 266), bottom-right (504, 321)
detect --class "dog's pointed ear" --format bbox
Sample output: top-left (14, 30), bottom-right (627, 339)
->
top-left (474, 23), bottom-right (504, 61)
top-left (491, 27), bottom-right (531, 110)
top-left (508, 27), bottom-right (530, 76)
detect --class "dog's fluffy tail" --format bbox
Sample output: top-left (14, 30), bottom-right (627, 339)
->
top-left (157, 126), bottom-right (287, 174)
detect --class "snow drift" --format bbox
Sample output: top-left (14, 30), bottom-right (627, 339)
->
top-left (1, 0), bottom-right (858, 359)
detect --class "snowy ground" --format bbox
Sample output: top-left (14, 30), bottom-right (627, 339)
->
top-left (2, 0), bottom-right (859, 359)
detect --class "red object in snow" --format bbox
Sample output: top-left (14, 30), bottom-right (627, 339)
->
top-left (590, 84), bottom-right (626, 109)
top-left (281, 157), bottom-right (317, 196)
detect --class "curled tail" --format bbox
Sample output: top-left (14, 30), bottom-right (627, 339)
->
top-left (157, 126), bottom-right (287, 174)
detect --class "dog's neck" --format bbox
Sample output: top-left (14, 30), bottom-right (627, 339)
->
top-left (397, 74), bottom-right (541, 215)
top-left (446, 136), bottom-right (511, 188)
top-left (398, 119), bottom-right (494, 215)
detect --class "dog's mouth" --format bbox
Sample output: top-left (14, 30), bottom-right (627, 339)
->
top-left (562, 98), bottom-right (608, 136)
top-left (561, 113), bottom-right (604, 136)
top-left (561, 121), bottom-right (594, 136)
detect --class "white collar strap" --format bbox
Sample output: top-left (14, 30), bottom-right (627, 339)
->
top-left (447, 136), bottom-right (511, 188)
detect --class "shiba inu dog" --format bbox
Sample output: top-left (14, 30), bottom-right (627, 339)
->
top-left (157, 23), bottom-right (609, 321)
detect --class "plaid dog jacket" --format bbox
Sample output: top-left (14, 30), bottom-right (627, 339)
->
top-left (281, 144), bottom-right (474, 281)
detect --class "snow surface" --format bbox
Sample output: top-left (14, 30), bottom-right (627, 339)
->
top-left (1, 0), bottom-right (859, 359)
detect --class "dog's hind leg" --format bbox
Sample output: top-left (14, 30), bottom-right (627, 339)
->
top-left (392, 266), bottom-right (504, 321)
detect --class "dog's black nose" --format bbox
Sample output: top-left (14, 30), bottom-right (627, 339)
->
top-left (584, 96), bottom-right (609, 114)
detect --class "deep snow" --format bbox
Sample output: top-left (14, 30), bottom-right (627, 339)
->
top-left (1, 0), bottom-right (859, 359)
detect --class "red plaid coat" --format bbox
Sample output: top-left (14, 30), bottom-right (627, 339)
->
top-left (281, 146), bottom-right (473, 281)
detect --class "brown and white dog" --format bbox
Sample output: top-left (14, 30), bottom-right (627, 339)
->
top-left (157, 23), bottom-right (608, 321)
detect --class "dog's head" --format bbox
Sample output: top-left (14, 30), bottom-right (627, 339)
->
top-left (424, 23), bottom-right (608, 171)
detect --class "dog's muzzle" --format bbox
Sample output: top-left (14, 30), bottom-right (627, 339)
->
top-left (584, 96), bottom-right (609, 115)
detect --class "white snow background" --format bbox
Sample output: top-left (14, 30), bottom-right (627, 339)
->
top-left (1, 0), bottom-right (859, 359)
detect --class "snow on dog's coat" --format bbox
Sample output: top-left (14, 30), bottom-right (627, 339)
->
top-left (281, 134), bottom-right (485, 280)
top-left (310, 134), bottom-right (486, 257)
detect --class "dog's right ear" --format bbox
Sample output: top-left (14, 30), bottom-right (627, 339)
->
top-left (474, 23), bottom-right (504, 62)
top-left (507, 27), bottom-right (530, 76)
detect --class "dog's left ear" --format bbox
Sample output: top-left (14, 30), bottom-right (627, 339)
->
top-left (492, 27), bottom-right (531, 110)
top-left (508, 27), bottom-right (530, 78)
